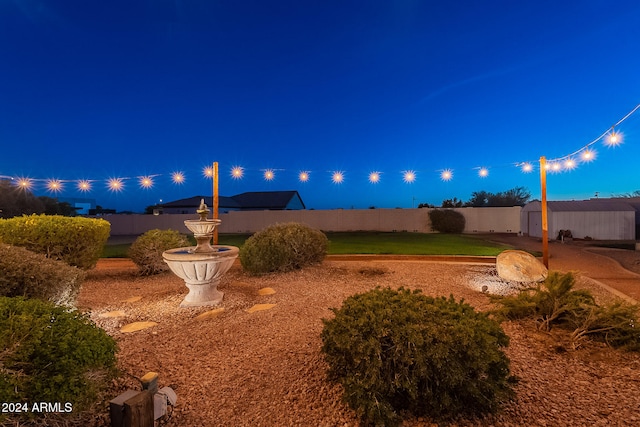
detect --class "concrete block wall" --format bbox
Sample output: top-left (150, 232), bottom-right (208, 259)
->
top-left (105, 206), bottom-right (522, 236)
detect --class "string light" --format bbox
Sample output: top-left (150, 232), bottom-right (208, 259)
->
top-left (519, 103), bottom-right (639, 173)
top-left (263, 169), bottom-right (275, 181)
top-left (298, 171), bottom-right (310, 182)
top-left (440, 169), bottom-right (453, 181)
top-left (171, 171), bottom-right (185, 184)
top-left (605, 130), bottom-right (623, 147)
top-left (77, 180), bottom-right (92, 192)
top-left (139, 176), bottom-right (154, 189)
top-left (563, 158), bottom-right (576, 170)
top-left (17, 178), bottom-right (32, 190)
top-left (581, 149), bottom-right (596, 162)
top-left (46, 179), bottom-right (63, 193)
top-left (107, 178), bottom-right (124, 192)
top-left (402, 170), bottom-right (416, 183)
top-left (1, 103), bottom-right (637, 196)
top-left (231, 166), bottom-right (244, 180)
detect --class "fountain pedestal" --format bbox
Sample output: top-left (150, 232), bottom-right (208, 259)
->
top-left (163, 246), bottom-right (239, 307)
top-left (162, 199), bottom-right (239, 307)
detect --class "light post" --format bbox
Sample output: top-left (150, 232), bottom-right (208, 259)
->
top-left (539, 156), bottom-right (549, 268)
top-left (212, 162), bottom-right (219, 245)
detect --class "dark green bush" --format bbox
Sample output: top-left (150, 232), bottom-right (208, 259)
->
top-left (428, 209), bottom-right (466, 233)
top-left (321, 287), bottom-right (515, 426)
top-left (0, 243), bottom-right (86, 306)
top-left (128, 229), bottom-right (189, 275)
top-left (491, 271), bottom-right (640, 350)
top-left (0, 214), bottom-right (110, 269)
top-left (240, 222), bottom-right (328, 275)
top-left (0, 297), bottom-right (118, 410)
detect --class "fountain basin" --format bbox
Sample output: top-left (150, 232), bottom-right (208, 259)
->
top-left (184, 218), bottom-right (221, 236)
top-left (163, 245), bottom-right (239, 307)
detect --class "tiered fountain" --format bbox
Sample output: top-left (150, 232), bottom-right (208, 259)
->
top-left (162, 199), bottom-right (239, 307)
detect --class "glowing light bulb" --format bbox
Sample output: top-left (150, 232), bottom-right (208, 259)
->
top-left (478, 167), bottom-right (489, 178)
top-left (298, 171), bottom-right (310, 182)
top-left (521, 162), bottom-right (533, 173)
top-left (402, 170), bottom-right (416, 183)
top-left (368, 171), bottom-right (381, 184)
top-left (550, 162), bottom-right (561, 172)
top-left (108, 178), bottom-right (124, 192)
top-left (606, 131), bottom-right (623, 147)
top-left (77, 180), bottom-right (92, 192)
top-left (231, 166), bottom-right (244, 179)
top-left (172, 171), bottom-right (185, 184)
top-left (17, 178), bottom-right (32, 190)
top-left (263, 169), bottom-right (275, 181)
top-left (440, 169), bottom-right (453, 181)
top-left (203, 167), bottom-right (214, 178)
top-left (46, 179), bottom-right (63, 192)
top-left (564, 158), bottom-right (576, 170)
top-left (332, 171), bottom-right (344, 184)
top-left (139, 176), bottom-right (154, 189)
top-left (581, 149), bottom-right (596, 162)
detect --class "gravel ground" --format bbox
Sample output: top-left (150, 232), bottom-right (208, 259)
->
top-left (62, 254), bottom-right (640, 427)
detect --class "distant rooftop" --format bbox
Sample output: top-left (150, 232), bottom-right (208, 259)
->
top-left (160, 190), bottom-right (305, 213)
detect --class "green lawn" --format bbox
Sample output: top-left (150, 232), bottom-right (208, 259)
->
top-left (325, 232), bottom-right (511, 255)
top-left (102, 232), bottom-right (513, 258)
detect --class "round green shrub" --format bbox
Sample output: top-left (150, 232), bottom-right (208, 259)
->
top-left (321, 287), bottom-right (515, 426)
top-left (128, 229), bottom-right (189, 275)
top-left (239, 222), bottom-right (328, 275)
top-left (0, 297), bottom-right (118, 410)
top-left (0, 214), bottom-right (110, 269)
top-left (0, 243), bottom-right (86, 306)
top-left (428, 209), bottom-right (466, 233)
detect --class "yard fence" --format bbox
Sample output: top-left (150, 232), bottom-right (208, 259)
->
top-left (105, 206), bottom-right (522, 236)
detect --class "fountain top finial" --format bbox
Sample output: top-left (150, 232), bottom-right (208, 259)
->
top-left (196, 198), bottom-right (210, 221)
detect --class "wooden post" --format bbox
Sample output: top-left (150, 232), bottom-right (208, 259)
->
top-left (123, 390), bottom-right (154, 427)
top-left (213, 161), bottom-right (219, 245)
top-left (539, 156), bottom-right (549, 268)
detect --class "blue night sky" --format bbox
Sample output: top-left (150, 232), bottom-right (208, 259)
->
top-left (1, 1), bottom-right (639, 212)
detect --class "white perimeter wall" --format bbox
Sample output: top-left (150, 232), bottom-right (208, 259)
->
top-left (105, 207), bottom-right (522, 236)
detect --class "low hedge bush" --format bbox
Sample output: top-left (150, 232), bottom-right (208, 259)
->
top-left (239, 222), bottom-right (328, 275)
top-left (0, 214), bottom-right (110, 269)
top-left (0, 297), bottom-right (118, 411)
top-left (0, 243), bottom-right (86, 306)
top-left (321, 287), bottom-right (515, 426)
top-left (428, 209), bottom-right (466, 233)
top-left (128, 229), bottom-right (189, 275)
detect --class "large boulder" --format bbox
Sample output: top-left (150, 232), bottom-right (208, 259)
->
top-left (496, 250), bottom-right (548, 283)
